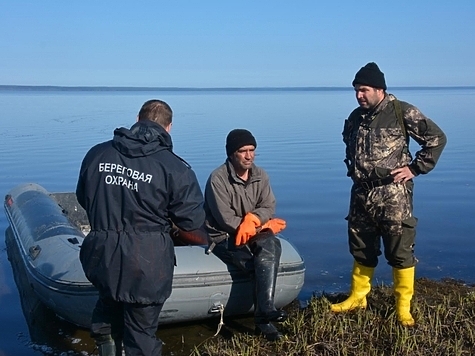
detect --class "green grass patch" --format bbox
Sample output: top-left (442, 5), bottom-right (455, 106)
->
top-left (191, 278), bottom-right (475, 356)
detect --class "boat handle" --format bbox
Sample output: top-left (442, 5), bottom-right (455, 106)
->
top-left (29, 245), bottom-right (41, 260)
top-left (208, 302), bottom-right (224, 314)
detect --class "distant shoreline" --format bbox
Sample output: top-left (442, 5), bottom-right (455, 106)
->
top-left (1, 85), bottom-right (474, 93)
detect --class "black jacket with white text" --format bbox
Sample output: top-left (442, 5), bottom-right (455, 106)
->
top-left (76, 120), bottom-right (205, 304)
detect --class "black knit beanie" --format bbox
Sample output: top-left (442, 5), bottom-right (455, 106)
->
top-left (352, 62), bottom-right (387, 90)
top-left (225, 129), bottom-right (257, 157)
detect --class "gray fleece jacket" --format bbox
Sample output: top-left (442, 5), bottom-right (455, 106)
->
top-left (204, 159), bottom-right (276, 244)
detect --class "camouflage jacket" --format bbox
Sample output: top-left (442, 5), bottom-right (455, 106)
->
top-left (343, 94), bottom-right (447, 182)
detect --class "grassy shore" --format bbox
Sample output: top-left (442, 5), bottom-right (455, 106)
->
top-left (191, 278), bottom-right (475, 356)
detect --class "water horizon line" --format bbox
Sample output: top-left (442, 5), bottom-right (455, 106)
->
top-left (1, 84), bottom-right (474, 92)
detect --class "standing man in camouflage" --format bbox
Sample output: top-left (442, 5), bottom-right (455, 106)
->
top-left (331, 63), bottom-right (447, 326)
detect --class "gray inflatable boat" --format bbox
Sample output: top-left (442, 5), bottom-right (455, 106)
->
top-left (4, 183), bottom-right (305, 328)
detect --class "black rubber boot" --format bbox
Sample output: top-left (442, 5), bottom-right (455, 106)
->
top-left (254, 260), bottom-right (288, 323)
top-left (255, 322), bottom-right (283, 341)
top-left (252, 233), bottom-right (287, 325)
top-left (112, 334), bottom-right (123, 356)
top-left (95, 335), bottom-right (116, 356)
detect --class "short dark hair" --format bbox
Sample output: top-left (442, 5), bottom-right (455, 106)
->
top-left (138, 99), bottom-right (173, 128)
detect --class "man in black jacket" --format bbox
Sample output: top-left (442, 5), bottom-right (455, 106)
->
top-left (76, 99), bottom-right (205, 356)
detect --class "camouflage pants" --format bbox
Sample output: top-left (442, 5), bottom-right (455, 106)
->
top-left (347, 181), bottom-right (418, 268)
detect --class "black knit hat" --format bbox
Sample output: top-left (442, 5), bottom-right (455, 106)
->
top-left (352, 62), bottom-right (387, 90)
top-left (225, 129), bottom-right (257, 157)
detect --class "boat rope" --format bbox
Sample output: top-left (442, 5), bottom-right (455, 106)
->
top-left (213, 303), bottom-right (225, 336)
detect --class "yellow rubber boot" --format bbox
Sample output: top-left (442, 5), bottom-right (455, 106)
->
top-left (331, 261), bottom-right (375, 312)
top-left (393, 267), bottom-right (415, 327)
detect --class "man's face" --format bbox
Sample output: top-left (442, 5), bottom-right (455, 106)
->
top-left (354, 85), bottom-right (384, 110)
top-left (230, 145), bottom-right (255, 173)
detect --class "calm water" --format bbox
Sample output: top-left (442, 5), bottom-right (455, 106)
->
top-left (1, 87), bottom-right (474, 355)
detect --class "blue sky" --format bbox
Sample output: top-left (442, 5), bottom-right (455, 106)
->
top-left (1, 1), bottom-right (474, 87)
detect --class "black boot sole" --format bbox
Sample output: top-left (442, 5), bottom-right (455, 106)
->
top-left (254, 323), bottom-right (283, 341)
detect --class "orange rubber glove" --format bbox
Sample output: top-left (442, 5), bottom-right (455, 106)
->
top-left (235, 212), bottom-right (261, 246)
top-left (261, 218), bottom-right (286, 234)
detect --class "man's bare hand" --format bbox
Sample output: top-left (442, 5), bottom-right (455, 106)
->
top-left (391, 166), bottom-right (415, 183)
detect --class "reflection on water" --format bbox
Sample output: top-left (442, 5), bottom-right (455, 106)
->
top-left (5, 227), bottom-right (95, 355)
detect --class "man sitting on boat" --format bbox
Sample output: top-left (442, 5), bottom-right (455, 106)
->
top-left (204, 128), bottom-right (287, 341)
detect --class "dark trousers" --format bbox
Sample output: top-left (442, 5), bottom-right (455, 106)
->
top-left (213, 229), bottom-right (282, 321)
top-left (212, 230), bottom-right (281, 273)
top-left (91, 296), bottom-right (164, 355)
